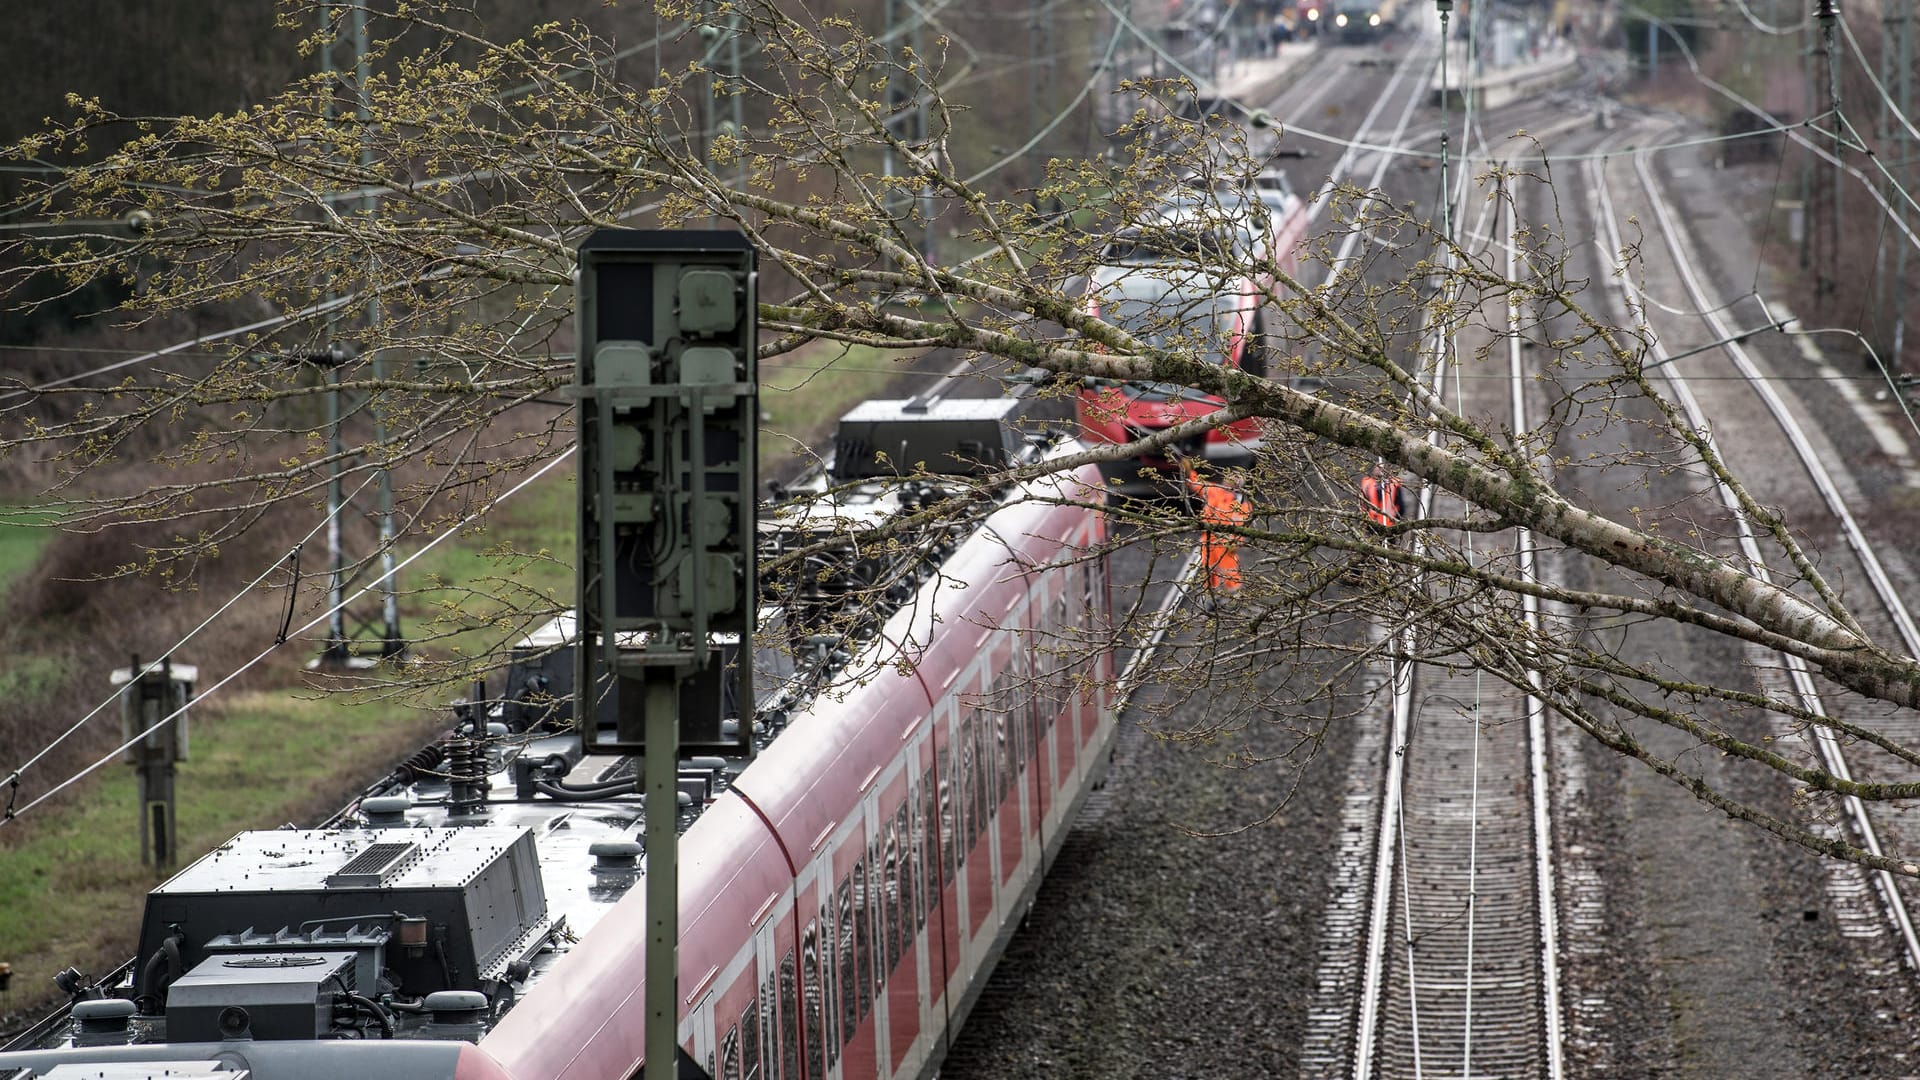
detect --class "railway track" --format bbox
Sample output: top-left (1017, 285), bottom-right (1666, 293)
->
top-left (1589, 123), bottom-right (1920, 978)
top-left (1313, 117), bottom-right (1569, 1076)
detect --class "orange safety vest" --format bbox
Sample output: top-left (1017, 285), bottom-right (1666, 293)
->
top-left (1361, 474), bottom-right (1402, 527)
top-left (1185, 464), bottom-right (1250, 592)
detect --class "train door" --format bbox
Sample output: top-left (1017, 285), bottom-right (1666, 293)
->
top-left (799, 913), bottom-right (829, 1080)
top-left (687, 993), bottom-right (718, 1080)
top-left (859, 790), bottom-right (893, 1078)
top-left (906, 743), bottom-right (938, 1070)
top-left (752, 920), bottom-right (779, 1080)
top-left (985, 622), bottom-right (1030, 895)
top-left (790, 864), bottom-right (831, 1080)
top-left (956, 654), bottom-right (1003, 972)
top-left (752, 899), bottom-right (801, 1080)
top-left (1042, 569), bottom-right (1078, 806)
top-left (1015, 622), bottom-right (1050, 875)
top-left (1072, 559), bottom-right (1097, 751)
top-left (713, 955), bottom-right (762, 1080)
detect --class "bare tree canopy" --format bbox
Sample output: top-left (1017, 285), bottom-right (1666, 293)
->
top-left (7, 0), bottom-right (1920, 880)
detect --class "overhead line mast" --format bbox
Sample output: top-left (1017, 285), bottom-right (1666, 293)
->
top-left (315, 2), bottom-right (404, 667)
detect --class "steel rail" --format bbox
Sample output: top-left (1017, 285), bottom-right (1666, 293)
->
top-left (1338, 34), bottom-right (1445, 1071)
top-left (1353, 23), bottom-right (1490, 1075)
top-left (1349, 99), bottom-right (1597, 1080)
top-left (1502, 168), bottom-right (1567, 1080)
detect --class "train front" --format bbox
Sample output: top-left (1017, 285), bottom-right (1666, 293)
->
top-left (1330, 0), bottom-right (1391, 39)
top-left (1075, 270), bottom-right (1265, 492)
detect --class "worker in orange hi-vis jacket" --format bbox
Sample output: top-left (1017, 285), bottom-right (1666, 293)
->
top-left (1182, 457), bottom-right (1252, 595)
top-left (1359, 459), bottom-right (1407, 543)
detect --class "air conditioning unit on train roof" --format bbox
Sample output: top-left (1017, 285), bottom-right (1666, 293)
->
top-left (831, 397), bottom-right (1030, 482)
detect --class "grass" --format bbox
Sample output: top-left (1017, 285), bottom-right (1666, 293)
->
top-left (0, 508), bottom-right (56, 594)
top-left (0, 655), bottom-right (72, 711)
top-left (399, 469), bottom-right (577, 672)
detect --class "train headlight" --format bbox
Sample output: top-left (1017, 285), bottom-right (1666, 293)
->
top-left (1307, 7), bottom-right (1319, 18)
top-left (1335, 12), bottom-right (1347, 25)
top-left (1368, 12), bottom-right (1381, 24)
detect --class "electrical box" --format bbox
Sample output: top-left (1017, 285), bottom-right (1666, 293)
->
top-left (832, 397), bottom-right (1029, 481)
top-left (574, 230), bottom-right (757, 757)
top-left (112, 659), bottom-right (195, 762)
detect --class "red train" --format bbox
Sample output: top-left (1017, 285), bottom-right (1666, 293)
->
top-left (1076, 177), bottom-right (1307, 491)
top-left (0, 398), bottom-right (1117, 1080)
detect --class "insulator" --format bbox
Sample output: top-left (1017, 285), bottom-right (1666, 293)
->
top-left (393, 743), bottom-right (446, 785)
top-left (446, 735), bottom-right (489, 816)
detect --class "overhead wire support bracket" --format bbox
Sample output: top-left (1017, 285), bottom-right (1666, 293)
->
top-left (1637, 317), bottom-right (1797, 372)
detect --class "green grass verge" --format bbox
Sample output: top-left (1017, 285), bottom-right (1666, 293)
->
top-left (400, 469), bottom-right (576, 670)
top-left (0, 508), bottom-right (56, 594)
top-left (0, 655), bottom-right (72, 711)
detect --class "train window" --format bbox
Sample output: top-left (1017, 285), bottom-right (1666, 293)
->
top-left (893, 800), bottom-right (914, 943)
top-left (837, 877), bottom-right (856, 1047)
top-left (995, 711), bottom-right (1010, 804)
top-left (779, 951), bottom-right (800, 1080)
top-left (980, 712), bottom-right (996, 830)
top-left (867, 836), bottom-right (882, 990)
top-left (723, 1025), bottom-right (741, 1080)
top-left (1014, 641), bottom-right (1036, 761)
top-left (959, 715), bottom-right (978, 849)
top-left (882, 815), bottom-right (901, 974)
top-left (1003, 683), bottom-right (1024, 782)
top-left (853, 858), bottom-right (873, 1022)
top-left (801, 927), bottom-right (825, 1080)
top-left (741, 1001), bottom-right (759, 1080)
top-left (762, 972), bottom-right (779, 1080)
top-left (906, 782), bottom-right (924, 931)
top-left (969, 716), bottom-right (988, 845)
top-left (1051, 593), bottom-right (1071, 728)
top-left (981, 696), bottom-right (1000, 809)
top-left (939, 746), bottom-right (957, 882)
top-left (819, 901), bottom-right (838, 1070)
top-left (1094, 554), bottom-right (1111, 627)
top-left (986, 711), bottom-right (1001, 822)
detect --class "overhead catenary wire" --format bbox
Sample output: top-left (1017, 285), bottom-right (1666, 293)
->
top-left (1620, 4), bottom-right (1920, 442)
top-left (0, 0), bottom-right (1809, 418)
top-left (0, 0), bottom-right (1140, 841)
top-left (0, 448), bottom-right (575, 831)
top-left (0, 469), bottom-right (382, 805)
top-left (0, 0), bottom-right (1058, 774)
top-left (1094, 0), bottom-right (1806, 168)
